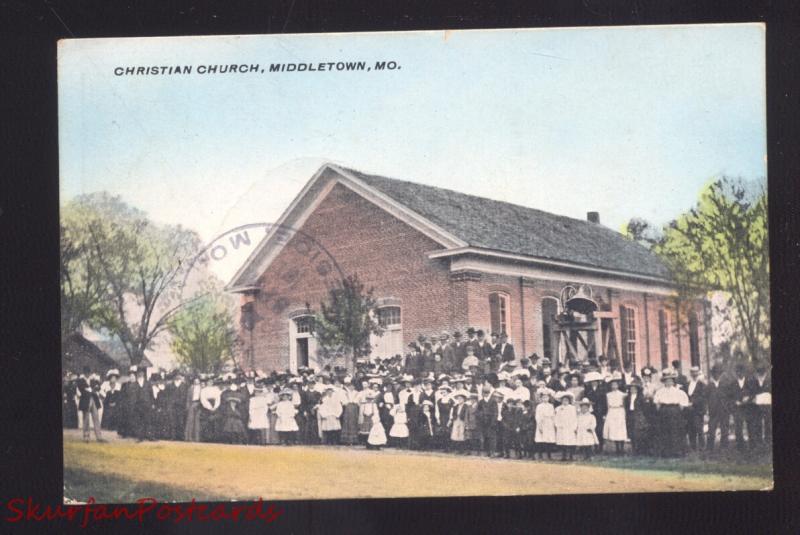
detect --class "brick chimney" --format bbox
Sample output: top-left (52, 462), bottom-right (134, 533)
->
top-left (587, 211), bottom-right (600, 224)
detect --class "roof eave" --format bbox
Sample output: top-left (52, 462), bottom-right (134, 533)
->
top-left (427, 246), bottom-right (673, 286)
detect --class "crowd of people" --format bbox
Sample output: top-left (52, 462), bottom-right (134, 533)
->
top-left (63, 328), bottom-right (772, 461)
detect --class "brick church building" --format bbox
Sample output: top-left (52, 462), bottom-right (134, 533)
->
top-left (227, 163), bottom-right (711, 375)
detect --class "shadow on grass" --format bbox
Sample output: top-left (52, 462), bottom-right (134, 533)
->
top-left (64, 466), bottom-right (227, 504)
top-left (574, 449), bottom-right (773, 480)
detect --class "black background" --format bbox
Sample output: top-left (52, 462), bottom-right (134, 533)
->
top-left (1, 1), bottom-right (798, 533)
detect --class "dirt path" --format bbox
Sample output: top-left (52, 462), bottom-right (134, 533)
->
top-left (63, 432), bottom-right (771, 501)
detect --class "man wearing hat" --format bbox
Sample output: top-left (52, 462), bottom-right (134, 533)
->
top-left (583, 371), bottom-right (607, 453)
top-left (686, 366), bottom-right (707, 451)
top-left (497, 332), bottom-right (516, 367)
top-left (452, 331), bottom-right (467, 372)
top-left (404, 342), bottom-right (422, 377)
top-left (77, 367), bottom-right (106, 443)
top-left (479, 388), bottom-right (506, 457)
top-left (131, 366), bottom-right (156, 442)
top-left (436, 332), bottom-right (454, 375)
top-left (749, 360), bottom-right (772, 448)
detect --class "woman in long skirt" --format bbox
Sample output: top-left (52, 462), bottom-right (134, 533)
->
top-left (340, 380), bottom-right (360, 445)
top-left (653, 370), bottom-right (690, 457)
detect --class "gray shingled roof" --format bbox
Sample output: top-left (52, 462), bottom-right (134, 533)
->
top-left (344, 167), bottom-right (669, 279)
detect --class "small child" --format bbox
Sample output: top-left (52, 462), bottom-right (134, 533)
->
top-left (534, 388), bottom-right (556, 460)
top-left (554, 391), bottom-right (578, 461)
top-left (275, 389), bottom-right (299, 445)
top-left (366, 392), bottom-right (387, 450)
top-left (576, 397), bottom-right (599, 459)
top-left (464, 391), bottom-right (480, 455)
top-left (389, 402), bottom-right (409, 449)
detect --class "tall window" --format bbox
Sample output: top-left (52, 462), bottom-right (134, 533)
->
top-left (619, 305), bottom-right (637, 366)
top-left (689, 311), bottom-right (701, 367)
top-left (372, 305), bottom-right (403, 358)
top-left (541, 297), bottom-right (559, 362)
top-left (658, 309), bottom-right (670, 368)
top-left (489, 292), bottom-right (510, 336)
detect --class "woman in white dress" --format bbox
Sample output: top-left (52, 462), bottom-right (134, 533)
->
top-left (275, 389), bottom-right (299, 445)
top-left (554, 391), bottom-right (578, 461)
top-left (534, 388), bottom-right (556, 460)
top-left (603, 378), bottom-right (629, 455)
top-left (247, 385), bottom-right (270, 445)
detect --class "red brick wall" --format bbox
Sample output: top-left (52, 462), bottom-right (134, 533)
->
top-left (246, 183), bottom-right (461, 371)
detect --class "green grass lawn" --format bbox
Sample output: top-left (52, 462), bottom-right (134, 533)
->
top-left (63, 432), bottom-right (772, 502)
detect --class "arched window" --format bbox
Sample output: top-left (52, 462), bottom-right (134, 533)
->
top-left (489, 292), bottom-right (511, 337)
top-left (619, 305), bottom-right (637, 366)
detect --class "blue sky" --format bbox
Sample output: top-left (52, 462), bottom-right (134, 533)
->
top-left (59, 24), bottom-right (766, 252)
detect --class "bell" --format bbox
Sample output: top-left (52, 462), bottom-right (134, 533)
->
top-left (565, 285), bottom-right (598, 315)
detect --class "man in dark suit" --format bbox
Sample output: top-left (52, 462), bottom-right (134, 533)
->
top-left (747, 361), bottom-right (771, 449)
top-left (728, 362), bottom-right (754, 451)
top-left (131, 367), bottom-right (156, 441)
top-left (497, 332), bottom-right (516, 365)
top-left (452, 331), bottom-right (467, 372)
top-left (439, 333), bottom-right (456, 375)
top-left (686, 366), bottom-right (707, 451)
top-left (583, 373), bottom-right (607, 452)
top-left (477, 382), bottom-right (502, 457)
top-left (706, 364), bottom-right (730, 451)
top-left (164, 372), bottom-right (189, 440)
top-left (77, 366), bottom-right (105, 442)
top-left (672, 360), bottom-right (689, 391)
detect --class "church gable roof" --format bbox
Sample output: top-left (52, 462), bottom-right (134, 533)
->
top-left (342, 167), bottom-right (669, 279)
top-left (228, 163), bottom-right (669, 290)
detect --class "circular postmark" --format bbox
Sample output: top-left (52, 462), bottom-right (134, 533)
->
top-left (175, 222), bottom-right (347, 367)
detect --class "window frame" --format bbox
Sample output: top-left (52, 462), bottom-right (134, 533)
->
top-left (489, 291), bottom-right (511, 337)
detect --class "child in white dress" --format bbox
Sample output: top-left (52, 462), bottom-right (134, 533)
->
top-left (576, 397), bottom-right (599, 459)
top-left (275, 389), bottom-right (299, 445)
top-left (389, 402), bottom-right (410, 449)
top-left (554, 391), bottom-right (578, 461)
top-left (534, 388), bottom-right (556, 460)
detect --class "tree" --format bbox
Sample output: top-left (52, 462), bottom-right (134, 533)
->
top-left (627, 177), bottom-right (769, 362)
top-left (168, 293), bottom-right (236, 373)
top-left (60, 193), bottom-right (202, 364)
top-left (311, 274), bottom-right (384, 372)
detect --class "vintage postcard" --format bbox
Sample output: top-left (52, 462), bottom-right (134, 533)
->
top-left (58, 24), bottom-right (771, 503)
